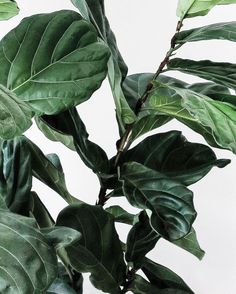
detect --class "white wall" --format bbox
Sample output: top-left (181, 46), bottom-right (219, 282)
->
top-left (1, 1), bottom-right (236, 293)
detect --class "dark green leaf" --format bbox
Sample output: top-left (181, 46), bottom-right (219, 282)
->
top-left (105, 205), bottom-right (137, 225)
top-left (142, 258), bottom-right (193, 293)
top-left (128, 274), bottom-right (160, 294)
top-left (0, 10), bottom-right (110, 114)
top-left (177, 22), bottom-right (236, 44)
top-left (120, 162), bottom-right (196, 241)
top-left (172, 228), bottom-right (205, 260)
top-left (40, 107), bottom-right (109, 175)
top-left (0, 0), bottom-right (19, 20)
top-left (56, 203), bottom-right (126, 293)
top-left (47, 278), bottom-right (77, 294)
top-left (148, 80), bottom-right (236, 153)
top-left (122, 131), bottom-right (229, 186)
top-left (0, 85), bottom-right (32, 139)
top-left (126, 211), bottom-right (160, 269)
top-left (0, 210), bottom-right (58, 293)
top-left (168, 58), bottom-right (236, 90)
top-left (71, 0), bottom-right (136, 130)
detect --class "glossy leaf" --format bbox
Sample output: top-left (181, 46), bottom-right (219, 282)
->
top-left (168, 58), bottom-right (236, 90)
top-left (56, 203), bottom-right (126, 293)
top-left (122, 131), bottom-right (229, 186)
top-left (0, 10), bottom-right (110, 115)
top-left (142, 258), bottom-right (194, 293)
top-left (71, 0), bottom-right (136, 130)
top-left (126, 211), bottom-right (160, 269)
top-left (47, 278), bottom-right (77, 294)
top-left (177, 22), bottom-right (236, 44)
top-left (0, 0), bottom-right (19, 20)
top-left (148, 81), bottom-right (236, 153)
top-left (0, 210), bottom-right (58, 293)
top-left (0, 85), bottom-right (32, 139)
top-left (40, 107), bottom-right (109, 175)
top-left (120, 162), bottom-right (196, 241)
top-left (106, 205), bottom-right (137, 225)
top-left (172, 228), bottom-right (205, 260)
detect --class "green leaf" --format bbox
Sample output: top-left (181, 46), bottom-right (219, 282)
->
top-left (0, 210), bottom-right (58, 293)
top-left (177, 21), bottom-right (236, 44)
top-left (126, 211), bottom-right (160, 269)
top-left (56, 203), bottom-right (126, 293)
top-left (172, 228), bottom-right (205, 260)
top-left (0, 10), bottom-right (110, 115)
top-left (47, 278), bottom-right (77, 294)
top-left (120, 162), bottom-right (196, 241)
top-left (39, 107), bottom-right (110, 175)
top-left (168, 58), bottom-right (236, 90)
top-left (148, 81), bottom-right (236, 153)
top-left (128, 275), bottom-right (160, 294)
top-left (0, 85), bottom-right (32, 139)
top-left (0, 0), bottom-right (19, 20)
top-left (142, 258), bottom-right (193, 293)
top-left (105, 205), bottom-right (137, 225)
top-left (122, 131), bottom-right (229, 186)
top-left (71, 0), bottom-right (136, 130)
top-left (35, 116), bottom-right (76, 151)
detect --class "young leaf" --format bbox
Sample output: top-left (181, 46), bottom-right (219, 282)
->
top-left (105, 205), bottom-right (137, 225)
top-left (122, 131), bottom-right (229, 186)
top-left (0, 10), bottom-right (110, 115)
top-left (177, 22), bottom-right (236, 44)
top-left (148, 81), bottom-right (236, 153)
top-left (125, 211), bottom-right (160, 269)
top-left (71, 0), bottom-right (136, 130)
top-left (39, 107), bottom-right (110, 175)
top-left (0, 210), bottom-right (58, 293)
top-left (120, 162), bottom-right (197, 241)
top-left (56, 203), bottom-right (126, 293)
top-left (168, 58), bottom-right (236, 90)
top-left (0, 85), bottom-right (32, 139)
top-left (172, 228), bottom-right (205, 260)
top-left (0, 0), bottom-right (19, 20)
top-left (142, 258), bottom-right (194, 293)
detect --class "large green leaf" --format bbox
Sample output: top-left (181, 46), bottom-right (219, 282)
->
top-left (0, 10), bottom-right (110, 115)
top-left (105, 205), bottom-right (137, 225)
top-left (126, 211), bottom-right (160, 269)
top-left (0, 137), bottom-right (32, 214)
top-left (0, 210), bottom-right (58, 293)
top-left (168, 58), bottom-right (236, 90)
top-left (120, 162), bottom-right (196, 241)
top-left (39, 107), bottom-right (109, 175)
top-left (142, 258), bottom-right (193, 293)
top-left (56, 203), bottom-right (126, 293)
top-left (177, 22), bottom-right (236, 44)
top-left (0, 0), bottom-right (19, 20)
top-left (147, 81), bottom-right (236, 153)
top-left (122, 131), bottom-right (229, 186)
top-left (176, 0), bottom-right (236, 19)
top-left (71, 0), bottom-right (136, 130)
top-left (172, 228), bottom-right (205, 260)
top-left (0, 85), bottom-right (32, 139)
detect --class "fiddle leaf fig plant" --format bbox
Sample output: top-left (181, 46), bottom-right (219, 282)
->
top-left (0, 0), bottom-right (235, 292)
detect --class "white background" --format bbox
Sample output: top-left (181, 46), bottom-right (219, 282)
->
top-left (1, 1), bottom-right (236, 293)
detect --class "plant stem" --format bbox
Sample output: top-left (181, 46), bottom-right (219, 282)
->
top-left (97, 186), bottom-right (108, 206)
top-left (113, 20), bottom-right (183, 169)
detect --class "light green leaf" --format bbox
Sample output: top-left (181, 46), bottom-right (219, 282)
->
top-left (0, 10), bottom-right (110, 115)
top-left (71, 0), bottom-right (136, 130)
top-left (177, 22), bottom-right (236, 44)
top-left (120, 162), bottom-right (196, 241)
top-left (126, 211), bottom-right (160, 269)
top-left (0, 0), bottom-right (19, 20)
top-left (0, 210), bottom-right (58, 293)
top-left (56, 203), bottom-right (126, 293)
top-left (148, 81), bottom-right (236, 153)
top-left (0, 85), bottom-right (32, 139)
top-left (142, 258), bottom-right (194, 293)
top-left (105, 205), bottom-right (137, 225)
top-left (172, 228), bottom-right (205, 260)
